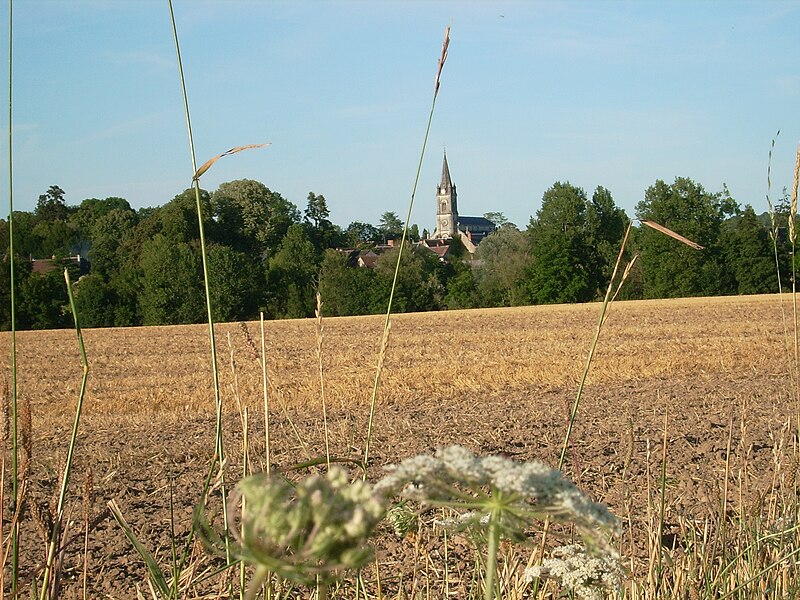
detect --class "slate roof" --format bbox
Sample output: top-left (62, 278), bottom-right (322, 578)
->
top-left (458, 216), bottom-right (495, 229)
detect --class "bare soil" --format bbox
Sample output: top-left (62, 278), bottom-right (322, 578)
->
top-left (2, 295), bottom-right (796, 598)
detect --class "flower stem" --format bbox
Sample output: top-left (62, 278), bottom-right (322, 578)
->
top-left (484, 506), bottom-right (501, 600)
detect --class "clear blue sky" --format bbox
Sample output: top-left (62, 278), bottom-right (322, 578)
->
top-left (1, 1), bottom-right (799, 231)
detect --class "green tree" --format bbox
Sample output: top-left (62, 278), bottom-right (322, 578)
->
top-left (720, 205), bottom-right (776, 294)
top-left (158, 188), bottom-right (215, 244)
top-left (585, 186), bottom-right (629, 296)
top-left (483, 212), bottom-right (509, 228)
top-left (3, 211), bottom-right (41, 258)
top-left (207, 245), bottom-right (261, 322)
top-left (378, 211), bottom-right (404, 243)
top-left (71, 197), bottom-right (131, 237)
top-left (344, 221), bottom-right (380, 247)
top-left (304, 191), bottom-right (331, 229)
top-left (527, 182), bottom-right (594, 304)
top-left (635, 177), bottom-right (736, 298)
top-left (35, 185), bottom-right (69, 223)
top-left (266, 224), bottom-right (319, 318)
top-left (138, 234), bottom-right (204, 325)
top-left (88, 207), bottom-right (138, 278)
top-left (374, 243), bottom-right (441, 313)
top-left (0, 256), bottom-right (32, 330)
top-left (318, 250), bottom-right (378, 316)
top-left (31, 219), bottom-right (77, 258)
top-left (304, 192), bottom-right (343, 251)
top-left (18, 268), bottom-right (71, 329)
top-left (72, 273), bottom-right (116, 328)
top-left (444, 268), bottom-right (477, 309)
top-left (212, 179), bottom-right (300, 254)
top-left (473, 226), bottom-right (532, 307)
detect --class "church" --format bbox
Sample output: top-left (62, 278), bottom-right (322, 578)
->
top-left (425, 152), bottom-right (496, 255)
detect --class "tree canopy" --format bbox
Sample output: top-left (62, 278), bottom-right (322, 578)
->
top-left (1, 175), bottom-right (785, 330)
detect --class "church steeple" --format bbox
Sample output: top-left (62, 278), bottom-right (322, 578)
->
top-left (440, 151), bottom-right (454, 192)
top-left (434, 151), bottom-right (458, 238)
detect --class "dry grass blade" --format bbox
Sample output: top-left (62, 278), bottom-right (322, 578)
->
top-left (640, 219), bottom-right (704, 250)
top-left (791, 143), bottom-right (800, 245)
top-left (192, 143), bottom-right (270, 181)
top-left (315, 292), bottom-right (331, 469)
top-left (766, 130), bottom-right (780, 227)
top-left (435, 26), bottom-right (450, 94)
top-left (607, 254), bottom-right (640, 311)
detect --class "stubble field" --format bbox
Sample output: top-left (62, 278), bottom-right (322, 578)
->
top-left (1, 294), bottom-right (797, 598)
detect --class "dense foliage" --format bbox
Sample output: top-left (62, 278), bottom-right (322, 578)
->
top-left (0, 176), bottom-right (785, 329)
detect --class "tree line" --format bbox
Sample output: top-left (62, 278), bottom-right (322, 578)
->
top-left (0, 176), bottom-right (788, 330)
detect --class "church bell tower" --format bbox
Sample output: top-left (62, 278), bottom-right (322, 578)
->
top-left (435, 152), bottom-right (458, 238)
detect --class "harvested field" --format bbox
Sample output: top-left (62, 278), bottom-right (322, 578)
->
top-left (1, 294), bottom-right (797, 597)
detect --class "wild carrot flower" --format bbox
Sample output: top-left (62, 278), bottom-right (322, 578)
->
top-left (524, 544), bottom-right (624, 600)
top-left (376, 446), bottom-right (619, 600)
top-left (226, 467), bottom-right (386, 586)
top-left (375, 445), bottom-right (617, 543)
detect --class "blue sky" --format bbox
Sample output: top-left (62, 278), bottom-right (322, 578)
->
top-left (1, 1), bottom-right (799, 231)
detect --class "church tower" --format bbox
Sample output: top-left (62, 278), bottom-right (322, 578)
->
top-left (434, 152), bottom-right (458, 238)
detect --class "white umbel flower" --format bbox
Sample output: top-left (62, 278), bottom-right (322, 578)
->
top-left (375, 445), bottom-right (618, 540)
top-left (525, 544), bottom-right (623, 600)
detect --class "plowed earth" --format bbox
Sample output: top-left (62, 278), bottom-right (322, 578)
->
top-left (1, 295), bottom-right (796, 598)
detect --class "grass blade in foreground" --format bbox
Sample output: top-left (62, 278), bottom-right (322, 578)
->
top-left (165, 2), bottom-right (267, 578)
top-left (38, 269), bottom-right (90, 600)
top-left (363, 25), bottom-right (450, 469)
top-left (559, 218), bottom-right (703, 470)
top-left (6, 1), bottom-right (21, 593)
top-left (108, 500), bottom-right (171, 598)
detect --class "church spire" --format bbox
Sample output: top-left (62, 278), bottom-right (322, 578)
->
top-left (434, 150), bottom-right (458, 239)
top-left (440, 151), bottom-right (453, 191)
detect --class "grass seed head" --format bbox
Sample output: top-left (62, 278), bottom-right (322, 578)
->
top-left (791, 143), bottom-right (800, 244)
top-left (0, 374), bottom-right (8, 445)
top-left (20, 394), bottom-right (33, 481)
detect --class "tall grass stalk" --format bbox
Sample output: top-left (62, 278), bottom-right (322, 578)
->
top-left (556, 217), bottom-right (702, 469)
top-left (363, 26), bottom-right (450, 469)
top-left (655, 412), bottom-right (668, 595)
top-left (6, 0), bottom-right (20, 594)
top-left (558, 221), bottom-right (633, 470)
top-left (315, 293), bottom-right (331, 469)
top-left (765, 133), bottom-right (793, 375)
top-left (167, 0), bottom-right (231, 567)
top-left (789, 144), bottom-right (800, 420)
top-left (260, 312), bottom-right (271, 475)
top-left (38, 269), bottom-right (90, 600)
top-left (241, 406), bottom-right (249, 600)
top-left (792, 144), bottom-right (800, 439)
top-left (528, 222), bottom-right (635, 597)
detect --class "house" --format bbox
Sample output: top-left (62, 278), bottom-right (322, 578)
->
top-left (31, 254), bottom-right (89, 275)
top-left (335, 248), bottom-right (381, 269)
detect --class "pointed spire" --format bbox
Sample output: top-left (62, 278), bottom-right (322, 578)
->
top-left (440, 151), bottom-right (453, 190)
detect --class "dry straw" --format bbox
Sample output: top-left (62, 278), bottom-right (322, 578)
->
top-left (192, 143), bottom-right (270, 181)
top-left (640, 219), bottom-right (705, 250)
top-left (316, 293), bottom-right (331, 469)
